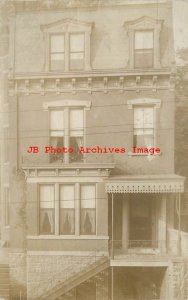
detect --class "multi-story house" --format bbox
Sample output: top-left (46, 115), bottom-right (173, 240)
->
top-left (0, 0), bottom-right (188, 299)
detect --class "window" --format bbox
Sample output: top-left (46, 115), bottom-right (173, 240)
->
top-left (60, 185), bottom-right (75, 235)
top-left (39, 185), bottom-right (55, 235)
top-left (134, 31), bottom-right (153, 68)
top-left (50, 109), bottom-right (84, 163)
top-left (39, 183), bottom-right (96, 236)
top-left (4, 127), bottom-right (9, 163)
top-left (4, 187), bottom-right (10, 226)
top-left (124, 16), bottom-right (163, 69)
top-left (50, 34), bottom-right (65, 71)
top-left (69, 33), bottom-right (85, 70)
top-left (42, 19), bottom-right (92, 72)
top-left (133, 106), bottom-right (154, 147)
top-left (81, 185), bottom-right (96, 235)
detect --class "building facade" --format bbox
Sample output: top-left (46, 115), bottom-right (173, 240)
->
top-left (0, 0), bottom-right (188, 299)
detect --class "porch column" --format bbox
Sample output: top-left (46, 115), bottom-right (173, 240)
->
top-left (122, 195), bottom-right (129, 253)
top-left (158, 194), bottom-right (167, 254)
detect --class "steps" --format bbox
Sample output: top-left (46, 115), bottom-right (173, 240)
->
top-left (0, 264), bottom-right (10, 300)
top-left (38, 256), bottom-right (110, 300)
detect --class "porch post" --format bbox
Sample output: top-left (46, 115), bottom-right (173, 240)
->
top-left (122, 196), bottom-right (129, 253)
top-left (111, 267), bottom-right (114, 300)
top-left (111, 193), bottom-right (114, 259)
top-left (158, 194), bottom-right (167, 254)
top-left (178, 192), bottom-right (181, 255)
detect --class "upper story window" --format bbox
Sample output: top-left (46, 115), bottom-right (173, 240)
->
top-left (134, 31), bottom-right (154, 68)
top-left (43, 99), bottom-right (91, 164)
top-left (133, 106), bottom-right (154, 147)
top-left (41, 19), bottom-right (92, 72)
top-left (50, 108), bottom-right (84, 163)
top-left (124, 16), bottom-right (163, 69)
top-left (127, 98), bottom-right (161, 149)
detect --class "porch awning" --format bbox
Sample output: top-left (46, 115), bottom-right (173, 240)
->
top-left (105, 174), bottom-right (185, 193)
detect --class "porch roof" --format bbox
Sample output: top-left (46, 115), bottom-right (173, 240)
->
top-left (105, 174), bottom-right (185, 193)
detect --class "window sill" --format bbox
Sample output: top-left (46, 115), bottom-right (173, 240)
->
top-left (27, 235), bottom-right (109, 240)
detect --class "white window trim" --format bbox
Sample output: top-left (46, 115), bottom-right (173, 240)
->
top-left (124, 16), bottom-right (163, 69)
top-left (38, 183), bottom-right (97, 237)
top-left (127, 98), bottom-right (161, 156)
top-left (41, 18), bottom-right (93, 72)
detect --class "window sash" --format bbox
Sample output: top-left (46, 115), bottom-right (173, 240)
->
top-left (134, 31), bottom-right (154, 50)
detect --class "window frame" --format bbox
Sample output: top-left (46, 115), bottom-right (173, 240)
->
top-left (43, 99), bottom-right (91, 164)
top-left (49, 33), bottom-right (65, 71)
top-left (38, 183), bottom-right (97, 236)
top-left (134, 30), bottom-right (154, 69)
top-left (41, 19), bottom-right (92, 72)
top-left (124, 16), bottom-right (163, 69)
top-left (127, 98), bottom-right (161, 154)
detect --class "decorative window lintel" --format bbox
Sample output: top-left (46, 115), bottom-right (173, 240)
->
top-left (127, 98), bottom-right (161, 109)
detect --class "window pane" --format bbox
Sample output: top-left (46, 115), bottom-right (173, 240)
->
top-left (50, 111), bottom-right (64, 136)
top-left (134, 107), bottom-right (154, 129)
top-left (60, 185), bottom-right (75, 235)
top-left (70, 34), bottom-right (84, 52)
top-left (134, 50), bottom-right (153, 68)
top-left (60, 185), bottom-right (75, 208)
top-left (81, 185), bottom-right (96, 235)
top-left (134, 133), bottom-right (154, 148)
top-left (144, 107), bottom-right (154, 128)
top-left (50, 137), bottom-right (64, 162)
top-left (51, 35), bottom-right (64, 53)
top-left (70, 109), bottom-right (84, 136)
top-left (50, 53), bottom-right (65, 70)
top-left (70, 57), bottom-right (84, 70)
top-left (40, 185), bottom-right (54, 235)
top-left (69, 137), bottom-right (84, 162)
top-left (135, 31), bottom-right (153, 49)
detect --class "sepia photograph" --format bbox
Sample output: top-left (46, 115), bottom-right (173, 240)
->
top-left (0, 0), bottom-right (188, 299)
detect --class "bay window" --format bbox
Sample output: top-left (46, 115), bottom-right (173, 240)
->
top-left (39, 183), bottom-right (96, 236)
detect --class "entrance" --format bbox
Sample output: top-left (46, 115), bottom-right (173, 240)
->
top-left (129, 195), bottom-right (152, 246)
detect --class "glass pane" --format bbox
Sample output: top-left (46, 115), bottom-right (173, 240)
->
top-left (81, 185), bottom-right (95, 208)
top-left (50, 111), bottom-right (64, 134)
top-left (50, 54), bottom-right (65, 71)
top-left (134, 50), bottom-right (153, 68)
top-left (40, 185), bottom-right (54, 208)
top-left (60, 209), bottom-right (75, 235)
top-left (70, 58), bottom-right (84, 70)
top-left (134, 134), bottom-right (154, 147)
top-left (70, 34), bottom-right (84, 52)
top-left (69, 137), bottom-right (84, 162)
top-left (134, 107), bottom-right (144, 129)
top-left (135, 31), bottom-right (153, 49)
top-left (81, 209), bottom-right (96, 235)
top-left (51, 35), bottom-right (64, 53)
top-left (50, 137), bottom-right (64, 162)
top-left (60, 185), bottom-right (75, 208)
top-left (70, 109), bottom-right (84, 136)
top-left (40, 209), bottom-right (54, 234)
top-left (144, 107), bottom-right (154, 128)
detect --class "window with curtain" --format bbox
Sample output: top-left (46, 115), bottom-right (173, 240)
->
top-left (50, 34), bottom-right (65, 71)
top-left (134, 31), bottom-right (153, 68)
top-left (50, 110), bottom-right (64, 162)
top-left (133, 106), bottom-right (154, 147)
top-left (60, 185), bottom-right (75, 235)
top-left (80, 185), bottom-right (96, 235)
top-left (39, 185), bottom-right (55, 235)
top-left (69, 109), bottom-right (84, 162)
top-left (69, 33), bottom-right (85, 70)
